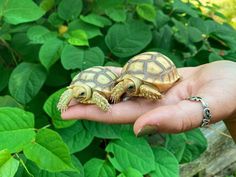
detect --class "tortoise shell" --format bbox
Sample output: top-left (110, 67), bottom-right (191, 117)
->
top-left (71, 66), bottom-right (118, 94)
top-left (119, 52), bottom-right (180, 92)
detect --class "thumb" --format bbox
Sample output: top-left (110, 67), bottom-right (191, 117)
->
top-left (133, 99), bottom-right (206, 136)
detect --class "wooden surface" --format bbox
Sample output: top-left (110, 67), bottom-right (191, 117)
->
top-left (180, 122), bottom-right (236, 177)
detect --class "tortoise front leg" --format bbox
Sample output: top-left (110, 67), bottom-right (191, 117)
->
top-left (139, 84), bottom-right (162, 100)
top-left (57, 89), bottom-right (74, 112)
top-left (90, 91), bottom-right (110, 112)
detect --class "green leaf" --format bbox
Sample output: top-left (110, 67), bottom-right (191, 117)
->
top-left (212, 25), bottom-right (236, 51)
top-left (165, 129), bottom-right (207, 163)
top-left (69, 19), bottom-right (102, 39)
top-left (105, 61), bottom-right (122, 67)
top-left (105, 20), bottom-right (152, 57)
top-left (155, 11), bottom-right (170, 28)
top-left (48, 12), bottom-right (64, 27)
top-left (82, 47), bottom-right (104, 70)
top-left (61, 44), bottom-right (84, 70)
top-left (188, 26), bottom-right (203, 43)
top-left (23, 128), bottom-right (76, 172)
top-left (105, 7), bottom-right (126, 22)
top-left (43, 89), bottom-right (76, 129)
top-left (181, 129), bottom-right (207, 163)
top-left (117, 167), bottom-right (143, 177)
top-left (172, 19), bottom-right (202, 52)
top-left (136, 3), bottom-right (156, 22)
top-left (0, 95), bottom-right (23, 108)
top-left (40, 0), bottom-right (55, 12)
top-left (61, 45), bottom-right (104, 70)
top-left (152, 25), bottom-right (173, 50)
top-left (39, 38), bottom-right (64, 70)
top-left (165, 134), bottom-right (186, 162)
top-left (21, 155), bottom-right (83, 177)
top-left (0, 149), bottom-right (19, 177)
top-left (58, 0), bottom-right (83, 21)
top-left (202, 20), bottom-right (221, 35)
top-left (208, 52), bottom-right (224, 62)
top-left (172, 19), bottom-right (189, 45)
top-left (223, 52), bottom-right (236, 62)
top-left (128, 0), bottom-right (153, 4)
top-left (9, 62), bottom-right (47, 104)
top-left (106, 136), bottom-right (155, 174)
top-left (27, 25), bottom-right (57, 44)
top-left (93, 0), bottom-right (125, 13)
top-left (45, 62), bottom-right (71, 87)
top-left (83, 121), bottom-right (131, 139)
top-left (67, 29), bottom-right (89, 46)
top-left (149, 147), bottom-right (179, 177)
top-left (173, 0), bottom-right (199, 17)
top-left (0, 65), bottom-right (11, 92)
top-left (11, 33), bottom-right (40, 62)
top-left (189, 17), bottom-right (208, 35)
top-left (58, 121), bottom-right (94, 153)
top-left (80, 13), bottom-right (112, 27)
top-left (0, 0), bottom-right (45, 25)
top-left (0, 107), bottom-right (35, 153)
top-left (84, 158), bottom-right (116, 177)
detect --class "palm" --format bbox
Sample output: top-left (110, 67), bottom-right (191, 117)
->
top-left (62, 61), bottom-right (236, 134)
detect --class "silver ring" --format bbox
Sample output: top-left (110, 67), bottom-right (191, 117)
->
top-left (186, 96), bottom-right (212, 127)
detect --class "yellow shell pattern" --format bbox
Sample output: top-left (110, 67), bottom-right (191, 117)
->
top-left (71, 66), bottom-right (118, 93)
top-left (120, 52), bottom-right (180, 91)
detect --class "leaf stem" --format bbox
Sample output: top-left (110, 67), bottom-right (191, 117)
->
top-left (15, 153), bottom-right (34, 177)
top-left (0, 38), bottom-right (19, 65)
top-left (40, 124), bottom-right (51, 130)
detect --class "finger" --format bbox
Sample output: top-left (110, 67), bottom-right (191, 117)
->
top-left (61, 99), bottom-right (157, 123)
top-left (177, 67), bottom-right (200, 79)
top-left (133, 96), bottom-right (214, 135)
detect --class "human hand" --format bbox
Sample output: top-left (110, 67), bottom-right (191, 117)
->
top-left (61, 61), bottom-right (236, 136)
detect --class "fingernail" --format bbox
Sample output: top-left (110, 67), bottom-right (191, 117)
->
top-left (137, 125), bottom-right (158, 137)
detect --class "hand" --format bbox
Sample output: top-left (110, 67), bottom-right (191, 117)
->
top-left (61, 61), bottom-right (236, 136)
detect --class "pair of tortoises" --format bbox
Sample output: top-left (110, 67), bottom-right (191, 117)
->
top-left (57, 52), bottom-right (180, 112)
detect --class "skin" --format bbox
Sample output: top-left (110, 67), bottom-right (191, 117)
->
top-left (61, 61), bottom-right (236, 137)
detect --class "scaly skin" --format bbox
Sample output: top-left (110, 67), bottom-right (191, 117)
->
top-left (91, 91), bottom-right (110, 112)
top-left (58, 86), bottom-right (110, 112)
top-left (57, 89), bottom-right (73, 112)
top-left (81, 91), bottom-right (110, 111)
top-left (110, 81), bottom-right (127, 103)
top-left (139, 84), bottom-right (162, 100)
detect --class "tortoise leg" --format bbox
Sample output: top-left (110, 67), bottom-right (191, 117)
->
top-left (139, 84), bottom-right (162, 100)
top-left (91, 91), bottom-right (110, 112)
top-left (57, 89), bottom-right (74, 112)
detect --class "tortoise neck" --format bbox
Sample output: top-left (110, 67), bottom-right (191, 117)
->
top-left (126, 77), bottom-right (142, 95)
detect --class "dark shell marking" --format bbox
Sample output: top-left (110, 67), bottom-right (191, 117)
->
top-left (71, 66), bottom-right (117, 92)
top-left (120, 52), bottom-right (179, 84)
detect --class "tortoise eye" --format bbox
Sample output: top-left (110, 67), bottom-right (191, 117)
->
top-left (127, 85), bottom-right (135, 91)
top-left (79, 92), bottom-right (85, 96)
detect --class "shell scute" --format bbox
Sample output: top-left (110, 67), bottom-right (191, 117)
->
top-left (120, 52), bottom-right (180, 86)
top-left (71, 66), bottom-right (118, 93)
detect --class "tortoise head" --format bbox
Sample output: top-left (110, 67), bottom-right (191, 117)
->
top-left (69, 84), bottom-right (92, 102)
top-left (111, 76), bottom-right (142, 103)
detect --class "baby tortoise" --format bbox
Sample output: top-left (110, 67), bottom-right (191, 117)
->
top-left (111, 52), bottom-right (180, 103)
top-left (57, 66), bottom-right (118, 112)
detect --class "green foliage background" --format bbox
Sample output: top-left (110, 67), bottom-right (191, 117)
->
top-left (0, 0), bottom-right (236, 176)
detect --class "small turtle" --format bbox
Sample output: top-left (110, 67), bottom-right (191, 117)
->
top-left (57, 66), bottom-right (118, 112)
top-left (111, 52), bottom-right (180, 103)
